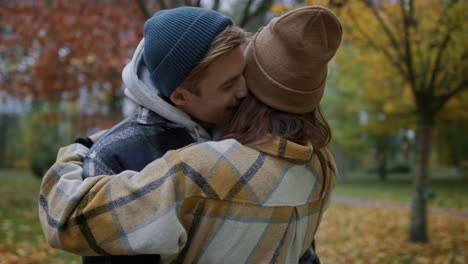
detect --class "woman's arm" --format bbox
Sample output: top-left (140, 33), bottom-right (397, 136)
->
top-left (38, 139), bottom-right (187, 256)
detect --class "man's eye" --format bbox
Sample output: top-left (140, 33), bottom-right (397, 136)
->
top-left (224, 82), bottom-right (234, 90)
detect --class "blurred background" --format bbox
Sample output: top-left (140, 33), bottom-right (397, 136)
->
top-left (0, 0), bottom-right (466, 263)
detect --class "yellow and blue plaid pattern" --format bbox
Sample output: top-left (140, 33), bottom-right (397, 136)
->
top-left (39, 137), bottom-right (336, 263)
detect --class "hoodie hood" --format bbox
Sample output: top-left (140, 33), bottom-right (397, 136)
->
top-left (122, 38), bottom-right (211, 142)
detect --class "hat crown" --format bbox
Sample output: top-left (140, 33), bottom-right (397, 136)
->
top-left (143, 7), bottom-right (232, 97)
top-left (261, 7), bottom-right (343, 80)
top-left (144, 7), bottom-right (204, 70)
top-left (272, 8), bottom-right (342, 63)
top-left (244, 6), bottom-right (342, 114)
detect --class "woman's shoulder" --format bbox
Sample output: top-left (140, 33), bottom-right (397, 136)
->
top-left (176, 139), bottom-right (255, 161)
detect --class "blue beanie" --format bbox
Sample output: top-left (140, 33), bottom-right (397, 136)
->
top-left (144, 7), bottom-right (233, 97)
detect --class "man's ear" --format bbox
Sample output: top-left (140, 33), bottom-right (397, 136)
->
top-left (170, 87), bottom-right (189, 106)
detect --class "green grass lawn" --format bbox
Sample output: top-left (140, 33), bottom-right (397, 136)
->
top-left (0, 168), bottom-right (466, 263)
top-left (334, 170), bottom-right (468, 210)
top-left (0, 169), bottom-right (80, 263)
top-left (334, 178), bottom-right (468, 210)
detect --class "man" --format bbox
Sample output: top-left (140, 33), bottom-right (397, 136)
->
top-left (79, 6), bottom-right (247, 264)
top-left (84, 7), bottom-right (247, 178)
top-left (40, 6), bottom-right (332, 264)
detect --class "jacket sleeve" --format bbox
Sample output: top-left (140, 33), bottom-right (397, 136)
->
top-left (38, 143), bottom-right (188, 256)
top-left (82, 151), bottom-right (117, 179)
top-left (324, 147), bottom-right (338, 194)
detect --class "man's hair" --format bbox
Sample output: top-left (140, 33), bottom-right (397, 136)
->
top-left (179, 25), bottom-right (248, 95)
top-left (222, 93), bottom-right (332, 149)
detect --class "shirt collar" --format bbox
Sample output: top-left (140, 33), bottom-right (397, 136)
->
top-left (136, 106), bottom-right (166, 125)
top-left (252, 136), bottom-right (313, 163)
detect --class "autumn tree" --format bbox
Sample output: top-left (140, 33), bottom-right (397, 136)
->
top-left (344, 0), bottom-right (466, 243)
top-left (0, 1), bottom-right (146, 105)
top-left (0, 0), bottom-right (276, 173)
top-left (322, 44), bottom-right (413, 181)
top-left (0, 1), bottom-right (148, 176)
top-left (272, 0), bottom-right (467, 242)
top-left (434, 91), bottom-right (468, 171)
top-left (0, 0), bottom-right (275, 132)
top-left (1, 0), bottom-right (274, 109)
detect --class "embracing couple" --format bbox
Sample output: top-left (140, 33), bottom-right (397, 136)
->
top-left (39, 5), bottom-right (342, 264)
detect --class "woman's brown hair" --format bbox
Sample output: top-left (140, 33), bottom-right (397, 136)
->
top-left (222, 93), bottom-right (331, 149)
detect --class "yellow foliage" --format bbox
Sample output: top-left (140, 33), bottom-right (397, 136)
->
top-left (438, 92), bottom-right (468, 122)
top-left (382, 84), bottom-right (414, 115)
top-left (271, 0), bottom-right (467, 134)
top-left (304, 0), bottom-right (326, 6)
top-left (269, 3), bottom-right (288, 15)
top-left (317, 204), bottom-right (467, 263)
top-left (336, 0), bottom-right (465, 122)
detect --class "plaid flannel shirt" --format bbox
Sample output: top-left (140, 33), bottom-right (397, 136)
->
top-left (39, 137), bottom-right (336, 264)
top-left (83, 106), bottom-right (195, 178)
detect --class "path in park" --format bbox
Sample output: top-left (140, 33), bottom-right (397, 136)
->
top-left (332, 195), bottom-right (468, 219)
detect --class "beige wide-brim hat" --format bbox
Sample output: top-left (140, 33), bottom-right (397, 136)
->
top-left (245, 6), bottom-right (343, 114)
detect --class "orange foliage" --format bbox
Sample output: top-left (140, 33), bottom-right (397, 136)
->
top-left (317, 204), bottom-right (467, 263)
top-left (0, 0), bottom-right (147, 103)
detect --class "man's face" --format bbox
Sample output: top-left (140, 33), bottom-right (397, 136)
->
top-left (178, 46), bottom-right (247, 126)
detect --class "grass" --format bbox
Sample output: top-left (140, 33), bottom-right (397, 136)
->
top-left (0, 169), bottom-right (80, 264)
top-left (334, 170), bottom-right (468, 210)
top-left (0, 168), bottom-right (466, 263)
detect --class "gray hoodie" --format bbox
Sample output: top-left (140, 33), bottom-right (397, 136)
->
top-left (122, 38), bottom-right (211, 142)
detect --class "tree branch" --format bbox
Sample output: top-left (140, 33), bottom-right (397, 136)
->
top-left (239, 0), bottom-right (273, 28)
top-left (239, 0), bottom-right (254, 28)
top-left (427, 32), bottom-right (451, 92)
top-left (212, 0), bottom-right (220, 11)
top-left (248, 0), bottom-right (273, 21)
top-left (368, 3), bottom-right (403, 61)
top-left (347, 7), bottom-right (409, 81)
top-left (434, 80), bottom-right (468, 113)
top-left (157, 0), bottom-right (168, 10)
top-left (400, 0), bottom-right (417, 90)
top-left (415, 36), bottom-right (430, 89)
top-left (427, 0), bottom-right (460, 92)
top-left (137, 0), bottom-right (152, 19)
top-left (183, 0), bottom-right (199, 6)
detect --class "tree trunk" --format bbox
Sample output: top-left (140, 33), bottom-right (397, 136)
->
top-left (0, 114), bottom-right (7, 167)
top-left (378, 151), bottom-right (387, 181)
top-left (169, 0), bottom-right (184, 8)
top-left (137, 0), bottom-right (152, 19)
top-left (239, 0), bottom-right (273, 29)
top-left (212, 0), bottom-right (220, 10)
top-left (409, 113), bottom-right (434, 242)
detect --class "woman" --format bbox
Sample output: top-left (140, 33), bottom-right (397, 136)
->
top-left (39, 6), bottom-right (342, 264)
